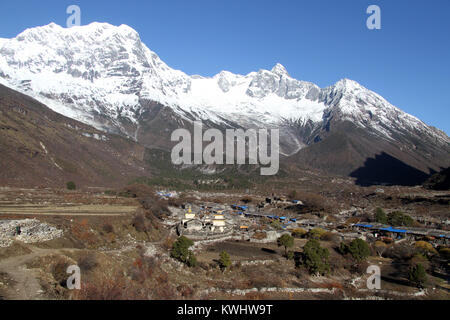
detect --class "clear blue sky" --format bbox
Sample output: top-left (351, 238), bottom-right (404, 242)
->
top-left (0, 0), bottom-right (449, 134)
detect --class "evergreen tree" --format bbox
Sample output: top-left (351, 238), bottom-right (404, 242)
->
top-left (302, 239), bottom-right (330, 275)
top-left (409, 263), bottom-right (427, 288)
top-left (277, 234), bottom-right (294, 257)
top-left (375, 208), bottom-right (387, 224)
top-left (219, 251), bottom-right (232, 270)
top-left (171, 236), bottom-right (196, 267)
top-left (346, 239), bottom-right (371, 262)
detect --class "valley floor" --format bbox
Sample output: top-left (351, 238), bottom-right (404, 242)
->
top-left (0, 186), bottom-right (448, 300)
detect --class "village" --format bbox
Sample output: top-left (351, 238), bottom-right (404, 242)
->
top-left (160, 192), bottom-right (450, 247)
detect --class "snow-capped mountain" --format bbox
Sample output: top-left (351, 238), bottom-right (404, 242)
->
top-left (0, 23), bottom-right (329, 131)
top-left (0, 22), bottom-right (449, 183)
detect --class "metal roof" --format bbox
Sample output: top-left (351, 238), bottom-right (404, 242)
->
top-left (379, 227), bottom-right (407, 233)
top-left (355, 224), bottom-right (373, 228)
top-left (354, 222), bottom-right (450, 238)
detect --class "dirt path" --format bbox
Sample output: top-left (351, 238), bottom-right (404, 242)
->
top-left (0, 240), bottom-right (160, 300)
top-left (0, 249), bottom-right (45, 300)
top-left (0, 247), bottom-right (79, 300)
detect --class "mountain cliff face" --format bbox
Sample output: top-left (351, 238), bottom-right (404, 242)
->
top-left (0, 83), bottom-right (148, 187)
top-left (0, 22), bottom-right (449, 185)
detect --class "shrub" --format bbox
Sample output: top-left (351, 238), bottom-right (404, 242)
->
top-left (102, 223), bottom-right (114, 234)
top-left (132, 214), bottom-right (147, 233)
top-left (296, 191), bottom-right (330, 212)
top-left (187, 252), bottom-right (197, 268)
top-left (66, 181), bottom-right (76, 190)
top-left (308, 228), bottom-right (327, 240)
top-left (375, 208), bottom-right (387, 224)
top-left (438, 247), bottom-right (450, 259)
top-left (385, 244), bottom-right (415, 261)
top-left (130, 257), bottom-right (150, 283)
top-left (321, 232), bottom-right (341, 244)
top-left (167, 197), bottom-right (183, 208)
top-left (387, 211), bottom-right (414, 227)
top-left (409, 253), bottom-right (430, 271)
top-left (77, 252), bottom-right (98, 272)
top-left (52, 259), bottom-right (71, 288)
top-left (161, 236), bottom-right (176, 251)
top-left (292, 228), bottom-right (308, 238)
top-left (270, 220), bottom-right (283, 230)
top-left (219, 251), bottom-right (232, 270)
top-left (74, 273), bottom-right (144, 300)
top-left (374, 241), bottom-right (388, 257)
top-left (277, 234), bottom-right (294, 257)
top-left (286, 251), bottom-right (295, 260)
top-left (414, 241), bottom-right (438, 256)
top-left (344, 239), bottom-right (371, 262)
top-left (351, 261), bottom-right (370, 275)
top-left (141, 198), bottom-right (170, 219)
top-left (302, 239), bottom-right (330, 275)
top-left (329, 252), bottom-right (352, 271)
top-left (408, 263), bottom-right (427, 288)
top-left (121, 183), bottom-right (155, 198)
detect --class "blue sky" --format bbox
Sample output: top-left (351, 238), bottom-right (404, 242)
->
top-left (0, 0), bottom-right (449, 134)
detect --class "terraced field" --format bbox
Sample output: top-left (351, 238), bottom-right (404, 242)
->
top-left (0, 187), bottom-right (140, 217)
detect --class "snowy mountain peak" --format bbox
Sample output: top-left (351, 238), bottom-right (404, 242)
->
top-left (0, 22), bottom-right (448, 149)
top-left (15, 22), bottom-right (63, 42)
top-left (271, 63), bottom-right (289, 77)
top-left (15, 22), bottom-right (141, 46)
top-left (334, 78), bottom-right (361, 89)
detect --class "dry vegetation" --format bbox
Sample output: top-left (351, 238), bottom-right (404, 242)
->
top-left (0, 183), bottom-right (448, 300)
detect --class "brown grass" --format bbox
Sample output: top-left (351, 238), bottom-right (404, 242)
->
top-left (73, 273), bottom-right (147, 300)
top-left (77, 251), bottom-right (98, 272)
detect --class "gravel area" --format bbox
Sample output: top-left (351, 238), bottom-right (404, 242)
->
top-left (0, 219), bottom-right (63, 247)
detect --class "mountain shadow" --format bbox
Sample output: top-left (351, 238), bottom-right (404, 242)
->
top-left (424, 167), bottom-right (450, 190)
top-left (350, 152), bottom-right (431, 186)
